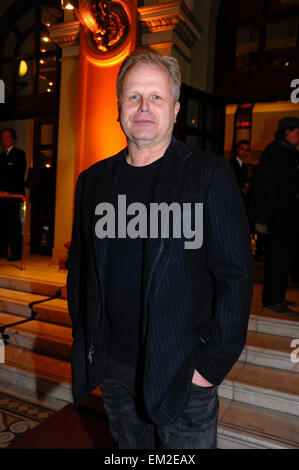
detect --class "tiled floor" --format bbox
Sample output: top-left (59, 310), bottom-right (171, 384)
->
top-left (0, 391), bottom-right (55, 448)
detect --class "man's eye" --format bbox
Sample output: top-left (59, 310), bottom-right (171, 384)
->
top-left (152, 95), bottom-right (161, 100)
top-left (130, 95), bottom-right (139, 100)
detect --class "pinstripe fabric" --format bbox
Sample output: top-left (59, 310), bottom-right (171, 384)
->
top-left (65, 138), bottom-right (253, 425)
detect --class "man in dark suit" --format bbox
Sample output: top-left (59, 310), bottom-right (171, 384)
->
top-left (0, 128), bottom-right (26, 261)
top-left (251, 117), bottom-right (299, 315)
top-left (230, 140), bottom-right (251, 212)
top-left (230, 140), bottom-right (250, 193)
top-left (65, 48), bottom-right (253, 449)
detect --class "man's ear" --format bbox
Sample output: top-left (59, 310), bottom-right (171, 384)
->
top-left (174, 101), bottom-right (180, 123)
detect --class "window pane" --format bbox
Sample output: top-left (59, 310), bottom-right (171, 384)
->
top-left (206, 105), bottom-right (215, 133)
top-left (41, 6), bottom-right (64, 27)
top-left (238, 0), bottom-right (264, 21)
top-left (235, 23), bottom-right (259, 71)
top-left (186, 134), bottom-right (198, 148)
top-left (15, 8), bottom-right (35, 32)
top-left (41, 124), bottom-right (54, 145)
top-left (38, 55), bottom-right (57, 94)
top-left (216, 106), bottom-right (224, 134)
top-left (1, 30), bottom-right (18, 59)
top-left (39, 150), bottom-right (53, 169)
top-left (187, 99), bottom-right (200, 128)
top-left (265, 18), bottom-right (297, 68)
top-left (205, 140), bottom-right (216, 153)
top-left (266, 18), bottom-right (297, 49)
top-left (19, 31), bottom-right (36, 57)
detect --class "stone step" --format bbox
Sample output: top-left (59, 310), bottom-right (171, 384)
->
top-left (218, 398), bottom-right (299, 449)
top-left (1, 343), bottom-right (299, 448)
top-left (241, 331), bottom-right (299, 372)
top-left (0, 287), bottom-right (71, 327)
top-left (0, 345), bottom-right (103, 412)
top-left (0, 273), bottom-right (67, 299)
top-left (0, 377), bottom-right (67, 412)
top-left (0, 312), bottom-right (72, 361)
top-left (249, 310), bottom-right (299, 338)
top-left (220, 361), bottom-right (299, 418)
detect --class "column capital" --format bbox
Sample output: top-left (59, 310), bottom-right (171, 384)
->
top-left (49, 21), bottom-right (80, 48)
top-left (138, 1), bottom-right (202, 51)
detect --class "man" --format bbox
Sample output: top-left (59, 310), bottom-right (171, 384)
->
top-left (251, 117), bottom-right (299, 315)
top-left (0, 128), bottom-right (26, 261)
top-left (230, 139), bottom-right (250, 196)
top-left (66, 48), bottom-right (253, 449)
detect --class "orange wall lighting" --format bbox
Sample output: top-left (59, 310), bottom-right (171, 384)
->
top-left (74, 1), bottom-right (138, 182)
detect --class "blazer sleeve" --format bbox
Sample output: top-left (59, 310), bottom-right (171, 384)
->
top-left (194, 158), bottom-right (254, 385)
top-left (65, 170), bottom-right (86, 337)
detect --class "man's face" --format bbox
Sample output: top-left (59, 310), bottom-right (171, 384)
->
top-left (1, 131), bottom-right (15, 150)
top-left (118, 62), bottom-right (180, 149)
top-left (285, 128), bottom-right (299, 147)
top-left (236, 143), bottom-right (250, 161)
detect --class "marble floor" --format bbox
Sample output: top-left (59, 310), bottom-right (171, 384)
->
top-left (0, 253), bottom-right (66, 284)
top-left (0, 390), bottom-right (55, 448)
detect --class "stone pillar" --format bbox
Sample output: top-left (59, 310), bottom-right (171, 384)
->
top-left (49, 13), bottom-right (80, 264)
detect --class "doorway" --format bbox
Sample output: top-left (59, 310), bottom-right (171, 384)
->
top-left (29, 115), bottom-right (58, 255)
top-left (175, 82), bottom-right (226, 156)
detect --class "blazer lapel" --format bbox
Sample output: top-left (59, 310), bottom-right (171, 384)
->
top-left (91, 148), bottom-right (127, 298)
top-left (142, 138), bottom-right (192, 331)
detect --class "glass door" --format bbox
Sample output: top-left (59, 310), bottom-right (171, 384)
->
top-left (29, 116), bottom-right (58, 255)
top-left (175, 83), bottom-right (226, 156)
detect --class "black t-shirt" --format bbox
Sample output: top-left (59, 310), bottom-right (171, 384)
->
top-left (105, 153), bottom-right (163, 366)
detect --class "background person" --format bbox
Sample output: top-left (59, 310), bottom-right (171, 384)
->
top-left (230, 140), bottom-right (251, 217)
top-left (251, 117), bottom-right (299, 315)
top-left (0, 128), bottom-right (26, 261)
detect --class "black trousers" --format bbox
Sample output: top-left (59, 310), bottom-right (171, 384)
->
top-left (262, 207), bottom-right (298, 306)
top-left (99, 354), bottom-right (219, 449)
top-left (0, 198), bottom-right (23, 258)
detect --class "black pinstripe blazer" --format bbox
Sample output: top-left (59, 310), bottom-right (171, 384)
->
top-left (65, 137), bottom-right (253, 426)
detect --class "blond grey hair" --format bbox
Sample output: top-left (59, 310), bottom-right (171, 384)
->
top-left (117, 47), bottom-right (181, 103)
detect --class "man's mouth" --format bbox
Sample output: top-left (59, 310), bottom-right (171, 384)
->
top-left (134, 120), bottom-right (154, 124)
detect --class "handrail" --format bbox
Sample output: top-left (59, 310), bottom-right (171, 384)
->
top-left (0, 191), bottom-right (26, 201)
top-left (0, 287), bottom-right (65, 345)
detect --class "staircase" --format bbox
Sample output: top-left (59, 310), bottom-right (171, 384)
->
top-left (0, 273), bottom-right (102, 414)
top-left (0, 271), bottom-right (299, 448)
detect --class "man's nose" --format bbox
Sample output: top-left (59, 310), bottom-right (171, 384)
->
top-left (139, 97), bottom-right (150, 112)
